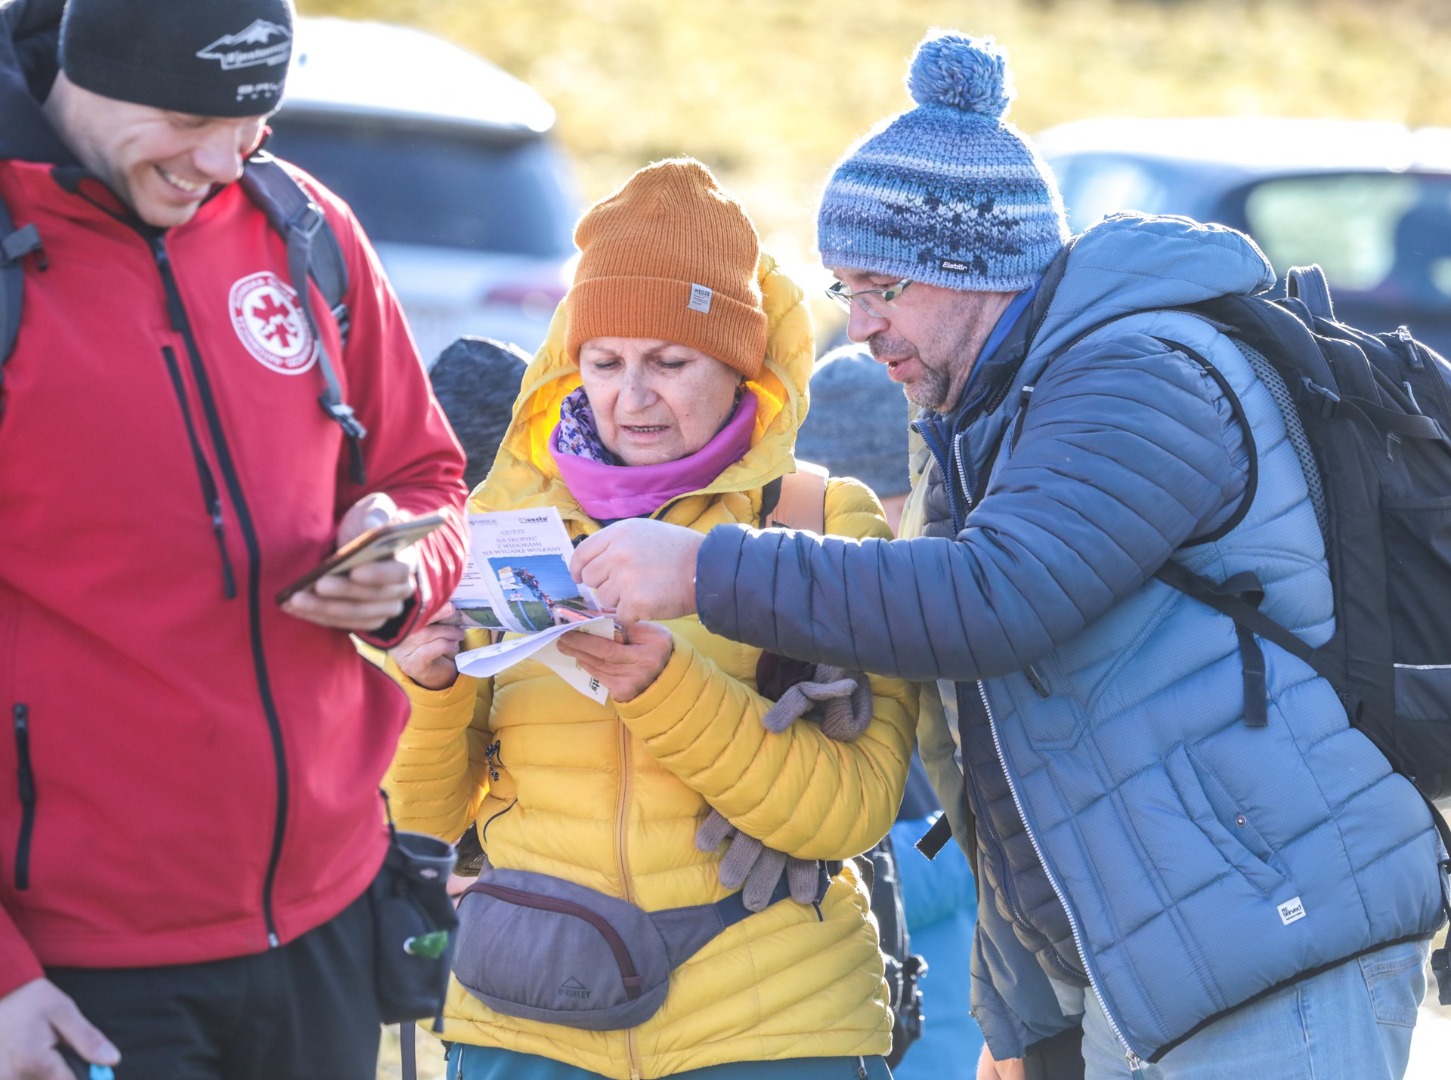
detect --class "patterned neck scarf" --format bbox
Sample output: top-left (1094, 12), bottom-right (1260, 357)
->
top-left (549, 386), bottom-right (758, 520)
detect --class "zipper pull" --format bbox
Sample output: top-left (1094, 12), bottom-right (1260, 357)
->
top-left (1126, 1049), bottom-right (1147, 1078)
top-left (1397, 326), bottom-right (1425, 369)
top-left (149, 237), bottom-right (187, 331)
top-left (13, 704), bottom-right (32, 801)
top-left (211, 505), bottom-right (236, 599)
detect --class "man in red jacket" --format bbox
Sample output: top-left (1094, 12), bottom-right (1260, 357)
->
top-left (0, 1), bottom-right (469, 1077)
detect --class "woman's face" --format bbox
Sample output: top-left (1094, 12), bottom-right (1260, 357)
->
top-left (577, 337), bottom-right (743, 466)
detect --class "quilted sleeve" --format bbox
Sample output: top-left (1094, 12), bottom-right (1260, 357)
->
top-left (696, 333), bottom-right (1246, 682)
top-left (300, 170), bottom-right (470, 646)
top-left (381, 653), bottom-right (497, 844)
top-left (614, 478), bottom-right (919, 859)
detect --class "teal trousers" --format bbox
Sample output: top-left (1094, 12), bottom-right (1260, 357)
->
top-left (445, 1045), bottom-right (894, 1079)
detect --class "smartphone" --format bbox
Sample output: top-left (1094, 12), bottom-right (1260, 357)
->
top-left (275, 512), bottom-right (449, 606)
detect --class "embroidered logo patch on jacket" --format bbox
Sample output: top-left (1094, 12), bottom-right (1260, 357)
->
top-left (228, 271), bottom-right (319, 375)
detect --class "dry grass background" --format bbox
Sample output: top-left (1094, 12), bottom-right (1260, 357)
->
top-left (287, 2), bottom-right (1451, 1075)
top-left (299, 0), bottom-right (1451, 292)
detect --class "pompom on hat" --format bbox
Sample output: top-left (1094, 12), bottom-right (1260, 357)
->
top-left (817, 31), bottom-right (1069, 292)
top-left (566, 158), bottom-right (768, 379)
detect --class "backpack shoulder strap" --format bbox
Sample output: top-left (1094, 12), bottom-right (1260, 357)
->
top-left (1, 191), bottom-right (45, 374)
top-left (759, 460), bottom-right (828, 532)
top-left (240, 154), bottom-right (350, 335)
top-left (240, 154), bottom-right (368, 485)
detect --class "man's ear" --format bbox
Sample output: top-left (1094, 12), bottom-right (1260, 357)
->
top-left (247, 125), bottom-right (271, 159)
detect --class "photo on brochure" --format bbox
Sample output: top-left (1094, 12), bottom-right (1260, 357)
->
top-left (448, 507), bottom-right (608, 637)
top-left (455, 603), bottom-right (506, 632)
top-left (485, 554), bottom-right (594, 633)
top-left (444, 508), bottom-right (616, 701)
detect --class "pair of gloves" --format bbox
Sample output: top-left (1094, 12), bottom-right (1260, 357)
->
top-left (695, 664), bottom-right (874, 911)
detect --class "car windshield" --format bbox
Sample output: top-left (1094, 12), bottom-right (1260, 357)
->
top-left (1242, 174), bottom-right (1451, 310)
top-left (264, 116), bottom-right (578, 258)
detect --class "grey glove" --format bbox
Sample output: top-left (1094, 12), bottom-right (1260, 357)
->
top-left (693, 664), bottom-right (873, 911)
top-left (696, 808), bottom-right (821, 911)
top-left (760, 664), bottom-right (873, 741)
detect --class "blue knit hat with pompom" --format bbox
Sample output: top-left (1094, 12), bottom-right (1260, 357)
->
top-left (817, 31), bottom-right (1068, 292)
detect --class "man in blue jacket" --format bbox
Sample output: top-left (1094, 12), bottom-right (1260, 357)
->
top-left (573, 30), bottom-right (1448, 1080)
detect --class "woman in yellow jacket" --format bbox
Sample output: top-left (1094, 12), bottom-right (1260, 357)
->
top-left (386, 159), bottom-right (917, 1080)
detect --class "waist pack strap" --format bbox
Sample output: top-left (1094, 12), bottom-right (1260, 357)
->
top-left (400, 1022), bottom-right (418, 1080)
top-left (653, 873), bottom-right (802, 969)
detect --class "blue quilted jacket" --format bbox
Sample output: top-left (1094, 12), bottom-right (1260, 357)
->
top-left (694, 214), bottom-right (1447, 1064)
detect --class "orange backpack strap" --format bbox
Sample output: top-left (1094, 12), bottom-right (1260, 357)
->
top-left (760, 460), bottom-right (828, 533)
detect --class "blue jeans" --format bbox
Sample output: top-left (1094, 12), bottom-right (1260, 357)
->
top-left (1081, 938), bottom-right (1430, 1079)
top-left (445, 1044), bottom-right (894, 1079)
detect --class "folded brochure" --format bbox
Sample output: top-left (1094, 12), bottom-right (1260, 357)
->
top-left (449, 507), bottom-right (614, 701)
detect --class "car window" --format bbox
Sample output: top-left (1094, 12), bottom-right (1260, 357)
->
top-left (1049, 154), bottom-right (1169, 232)
top-left (1243, 174), bottom-right (1451, 308)
top-left (264, 116), bottom-right (579, 258)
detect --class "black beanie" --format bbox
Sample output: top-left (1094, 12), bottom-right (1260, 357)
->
top-left (428, 337), bottom-right (530, 491)
top-left (60, 0), bottom-right (294, 117)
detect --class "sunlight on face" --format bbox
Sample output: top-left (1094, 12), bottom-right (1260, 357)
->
top-left (832, 267), bottom-right (1015, 412)
top-left (577, 337), bottom-right (743, 466)
top-left (46, 72), bottom-right (268, 229)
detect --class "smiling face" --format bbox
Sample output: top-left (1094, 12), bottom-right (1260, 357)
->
top-left (831, 266), bottom-right (1016, 413)
top-left (44, 72), bottom-right (268, 229)
top-left (577, 337), bottom-right (744, 466)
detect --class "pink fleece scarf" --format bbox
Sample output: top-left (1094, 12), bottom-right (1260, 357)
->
top-left (550, 389), bottom-right (759, 520)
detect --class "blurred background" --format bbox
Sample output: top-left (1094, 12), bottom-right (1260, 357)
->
top-left (285, 0), bottom-right (1451, 361)
top-left (269, 1), bottom-right (1451, 1075)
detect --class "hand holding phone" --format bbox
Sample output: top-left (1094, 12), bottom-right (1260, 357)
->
top-left (275, 512), bottom-right (448, 606)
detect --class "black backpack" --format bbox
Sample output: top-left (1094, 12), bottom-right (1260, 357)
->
top-left (0, 152), bottom-right (370, 483)
top-left (1150, 265), bottom-right (1451, 1001)
top-left (864, 831), bottom-right (927, 1069)
top-left (1148, 266), bottom-right (1451, 803)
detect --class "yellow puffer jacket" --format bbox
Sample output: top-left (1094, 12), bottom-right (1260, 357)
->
top-left (384, 255), bottom-right (918, 1079)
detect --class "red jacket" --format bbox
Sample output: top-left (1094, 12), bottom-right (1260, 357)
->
top-left (0, 157), bottom-right (469, 995)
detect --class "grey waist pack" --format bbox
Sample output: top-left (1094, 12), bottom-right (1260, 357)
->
top-left (454, 865), bottom-right (804, 1030)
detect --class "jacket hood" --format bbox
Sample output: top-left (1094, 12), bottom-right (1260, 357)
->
top-left (0, 0), bottom-right (74, 164)
top-left (1032, 212), bottom-right (1276, 359)
top-left (477, 251), bottom-right (814, 521)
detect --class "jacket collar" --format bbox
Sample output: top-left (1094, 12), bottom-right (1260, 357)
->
top-left (476, 252), bottom-right (816, 530)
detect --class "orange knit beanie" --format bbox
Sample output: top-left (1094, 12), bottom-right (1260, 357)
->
top-left (566, 158), bottom-right (768, 379)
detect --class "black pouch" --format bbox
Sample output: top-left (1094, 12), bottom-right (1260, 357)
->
top-left (369, 824), bottom-right (459, 1026)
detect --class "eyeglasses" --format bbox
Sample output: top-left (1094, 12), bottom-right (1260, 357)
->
top-left (824, 277), bottom-right (914, 317)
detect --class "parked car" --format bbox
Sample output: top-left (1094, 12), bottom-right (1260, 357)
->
top-left (1036, 117), bottom-right (1451, 356)
top-left (264, 16), bottom-right (581, 363)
